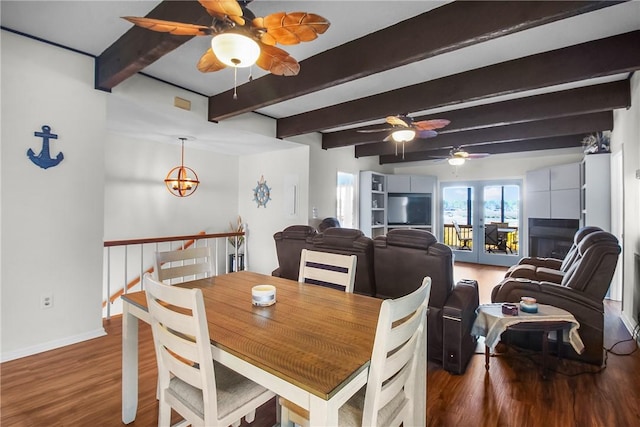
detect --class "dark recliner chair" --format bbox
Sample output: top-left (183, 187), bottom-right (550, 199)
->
top-left (309, 227), bottom-right (376, 296)
top-left (317, 217), bottom-right (341, 232)
top-left (373, 229), bottom-right (479, 372)
top-left (505, 226), bottom-right (602, 283)
top-left (491, 230), bottom-right (621, 365)
top-left (272, 225), bottom-right (317, 280)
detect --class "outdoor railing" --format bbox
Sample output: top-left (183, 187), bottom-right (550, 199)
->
top-left (442, 224), bottom-right (519, 253)
top-left (443, 223), bottom-right (473, 249)
top-left (102, 230), bottom-right (246, 319)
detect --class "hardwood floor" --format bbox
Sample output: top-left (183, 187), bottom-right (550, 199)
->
top-left (1, 263), bottom-right (638, 426)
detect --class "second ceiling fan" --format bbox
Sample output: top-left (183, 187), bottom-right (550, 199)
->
top-left (443, 147), bottom-right (491, 165)
top-left (358, 114), bottom-right (450, 158)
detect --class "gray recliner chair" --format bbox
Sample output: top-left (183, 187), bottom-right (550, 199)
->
top-left (491, 230), bottom-right (621, 365)
top-left (373, 229), bottom-right (479, 373)
top-left (504, 226), bottom-right (602, 283)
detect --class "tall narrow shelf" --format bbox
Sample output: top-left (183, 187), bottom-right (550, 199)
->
top-left (359, 171), bottom-right (387, 238)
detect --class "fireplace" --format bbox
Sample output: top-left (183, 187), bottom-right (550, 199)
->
top-left (528, 218), bottom-right (580, 258)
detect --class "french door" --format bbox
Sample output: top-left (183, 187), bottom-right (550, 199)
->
top-left (440, 180), bottom-right (522, 267)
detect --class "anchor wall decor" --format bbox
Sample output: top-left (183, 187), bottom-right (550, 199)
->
top-left (27, 125), bottom-right (63, 169)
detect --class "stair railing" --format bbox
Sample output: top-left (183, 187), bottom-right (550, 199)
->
top-left (103, 229), bottom-right (246, 319)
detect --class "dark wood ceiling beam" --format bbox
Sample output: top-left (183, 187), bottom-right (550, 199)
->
top-left (378, 135), bottom-right (585, 164)
top-left (322, 79), bottom-right (630, 149)
top-left (355, 111), bottom-right (613, 158)
top-left (207, 1), bottom-right (620, 121)
top-left (279, 30), bottom-right (640, 138)
top-left (95, 1), bottom-right (211, 92)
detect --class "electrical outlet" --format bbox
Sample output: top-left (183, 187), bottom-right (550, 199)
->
top-left (41, 293), bottom-right (53, 309)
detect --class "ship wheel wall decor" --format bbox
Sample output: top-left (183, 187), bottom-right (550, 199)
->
top-left (253, 175), bottom-right (271, 208)
top-left (122, 0), bottom-right (330, 77)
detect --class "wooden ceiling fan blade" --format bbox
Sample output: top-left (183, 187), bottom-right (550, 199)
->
top-left (386, 116), bottom-right (411, 127)
top-left (413, 119), bottom-right (451, 131)
top-left (255, 43), bottom-right (300, 76)
top-left (122, 17), bottom-right (212, 36)
top-left (416, 130), bottom-right (438, 139)
top-left (196, 48), bottom-right (227, 73)
top-left (254, 12), bottom-right (331, 46)
top-left (198, 0), bottom-right (245, 25)
top-left (467, 153), bottom-right (491, 159)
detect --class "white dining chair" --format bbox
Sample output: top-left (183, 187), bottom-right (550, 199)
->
top-left (297, 249), bottom-right (357, 293)
top-left (279, 249), bottom-right (358, 424)
top-left (155, 246), bottom-right (214, 284)
top-left (143, 273), bottom-right (275, 427)
top-left (281, 276), bottom-right (432, 427)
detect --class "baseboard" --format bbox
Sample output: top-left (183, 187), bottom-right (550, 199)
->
top-left (1, 327), bottom-right (106, 363)
top-left (620, 311), bottom-right (639, 344)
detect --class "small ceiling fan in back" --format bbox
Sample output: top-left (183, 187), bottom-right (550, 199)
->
top-left (445, 147), bottom-right (490, 166)
top-left (123, 0), bottom-right (330, 98)
top-left (358, 114), bottom-right (450, 158)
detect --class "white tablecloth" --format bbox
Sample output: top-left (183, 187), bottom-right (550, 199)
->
top-left (471, 303), bottom-right (585, 354)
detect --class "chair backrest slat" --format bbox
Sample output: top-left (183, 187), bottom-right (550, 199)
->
top-left (144, 273), bottom-right (218, 417)
top-left (298, 249), bottom-right (357, 293)
top-left (155, 246), bottom-right (214, 284)
top-left (361, 276), bottom-right (431, 426)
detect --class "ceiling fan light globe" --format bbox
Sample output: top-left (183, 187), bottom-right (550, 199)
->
top-left (211, 32), bottom-right (260, 68)
top-left (391, 129), bottom-right (415, 142)
top-left (448, 157), bottom-right (466, 166)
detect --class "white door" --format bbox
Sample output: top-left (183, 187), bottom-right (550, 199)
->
top-left (441, 180), bottom-right (522, 267)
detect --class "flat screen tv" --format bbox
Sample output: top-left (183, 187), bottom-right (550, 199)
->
top-left (387, 193), bottom-right (432, 226)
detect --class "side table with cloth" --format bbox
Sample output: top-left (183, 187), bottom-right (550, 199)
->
top-left (472, 303), bottom-right (585, 378)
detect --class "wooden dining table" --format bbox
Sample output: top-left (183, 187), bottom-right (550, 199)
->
top-left (121, 271), bottom-right (414, 426)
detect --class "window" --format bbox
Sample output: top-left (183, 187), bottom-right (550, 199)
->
top-left (483, 185), bottom-right (520, 226)
top-left (337, 172), bottom-right (356, 228)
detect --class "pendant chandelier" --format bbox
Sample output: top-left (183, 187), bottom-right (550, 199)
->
top-left (164, 137), bottom-right (199, 197)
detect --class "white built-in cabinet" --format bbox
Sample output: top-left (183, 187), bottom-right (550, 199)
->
top-left (387, 174), bottom-right (435, 193)
top-left (580, 153), bottom-right (611, 231)
top-left (360, 172), bottom-right (436, 238)
top-left (359, 171), bottom-right (387, 238)
top-left (525, 163), bottom-right (581, 219)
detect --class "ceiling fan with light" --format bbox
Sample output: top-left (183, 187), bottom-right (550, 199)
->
top-left (358, 114), bottom-right (450, 158)
top-left (123, 0), bottom-right (330, 97)
top-left (444, 147), bottom-right (490, 166)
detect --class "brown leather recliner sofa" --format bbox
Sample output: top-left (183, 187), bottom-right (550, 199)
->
top-left (272, 226), bottom-right (376, 296)
top-left (373, 229), bottom-right (479, 371)
top-left (491, 230), bottom-right (621, 365)
top-left (505, 226), bottom-right (602, 283)
top-left (272, 226), bottom-right (478, 372)
top-left (272, 225), bottom-right (317, 280)
top-left (309, 227), bottom-right (376, 296)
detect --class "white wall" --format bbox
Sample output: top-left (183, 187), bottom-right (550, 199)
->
top-left (612, 73), bottom-right (640, 334)
top-left (236, 132), bottom-right (390, 276)
top-left (238, 145), bottom-right (310, 275)
top-left (104, 133), bottom-right (239, 239)
top-left (1, 31), bottom-right (106, 360)
top-left (290, 132), bottom-right (393, 224)
top-left (0, 31), bottom-right (286, 359)
top-left (104, 72), bottom-right (243, 240)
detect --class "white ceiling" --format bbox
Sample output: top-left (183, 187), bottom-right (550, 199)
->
top-left (2, 1), bottom-right (639, 155)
